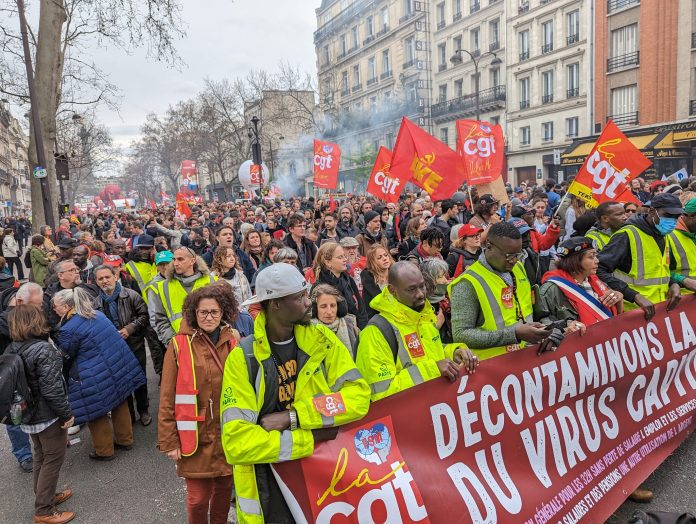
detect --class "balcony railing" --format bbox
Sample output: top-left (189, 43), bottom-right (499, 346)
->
top-left (341, 88), bottom-right (350, 97)
top-left (520, 99), bottom-right (530, 110)
top-left (430, 85), bottom-right (506, 119)
top-left (519, 3), bottom-right (529, 14)
top-left (399, 9), bottom-right (420, 24)
top-left (567, 87), bottom-right (579, 98)
top-left (690, 100), bottom-right (696, 115)
top-left (314, 0), bottom-right (377, 43)
top-left (542, 43), bottom-right (553, 54)
top-left (471, 48), bottom-right (481, 58)
top-left (367, 77), bottom-right (378, 86)
top-left (489, 41), bottom-right (500, 51)
top-left (402, 59), bottom-right (416, 69)
top-left (376, 25), bottom-right (390, 37)
top-left (453, 11), bottom-right (462, 22)
top-left (437, 20), bottom-right (446, 30)
top-left (363, 35), bottom-right (374, 45)
top-left (607, 0), bottom-right (639, 14)
top-left (380, 70), bottom-right (393, 79)
top-left (567, 33), bottom-right (579, 45)
top-left (470, 1), bottom-right (480, 13)
top-left (438, 63), bottom-right (447, 72)
top-left (542, 94), bottom-right (554, 104)
top-left (519, 50), bottom-right (530, 61)
top-left (608, 111), bottom-right (639, 126)
top-left (351, 83), bottom-right (362, 93)
top-left (566, 130), bottom-right (578, 139)
top-left (607, 51), bottom-right (639, 72)
top-left (540, 0), bottom-right (552, 4)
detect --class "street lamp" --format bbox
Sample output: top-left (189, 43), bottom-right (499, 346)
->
top-left (268, 135), bottom-right (284, 180)
top-left (450, 49), bottom-right (502, 121)
top-left (248, 115), bottom-right (263, 198)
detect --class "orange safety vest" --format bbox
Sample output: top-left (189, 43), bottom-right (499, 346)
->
top-left (172, 334), bottom-right (205, 457)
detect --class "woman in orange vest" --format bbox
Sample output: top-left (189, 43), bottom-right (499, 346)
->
top-left (158, 283), bottom-right (240, 524)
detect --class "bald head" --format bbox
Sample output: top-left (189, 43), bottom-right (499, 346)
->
top-left (388, 261), bottom-right (427, 312)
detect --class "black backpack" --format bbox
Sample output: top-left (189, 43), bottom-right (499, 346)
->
top-left (0, 353), bottom-right (33, 425)
top-left (23, 248), bottom-right (32, 269)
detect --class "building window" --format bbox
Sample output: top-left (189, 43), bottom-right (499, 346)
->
top-left (453, 0), bottom-right (462, 20)
top-left (437, 2), bottom-right (446, 29)
top-left (340, 34), bottom-right (347, 55)
top-left (520, 126), bottom-right (531, 145)
top-left (566, 117), bottom-right (579, 138)
top-left (490, 115), bottom-right (500, 126)
top-left (438, 43), bottom-right (447, 70)
top-left (542, 122), bottom-right (554, 141)
top-left (471, 27), bottom-right (480, 55)
top-left (405, 36), bottom-right (416, 63)
top-left (567, 63), bottom-right (579, 97)
top-left (404, 0), bottom-right (415, 16)
top-left (352, 64), bottom-right (361, 88)
top-left (350, 26), bottom-right (358, 49)
top-left (541, 20), bottom-right (554, 53)
top-left (453, 35), bottom-right (462, 53)
top-left (541, 70), bottom-right (554, 103)
top-left (489, 19), bottom-right (500, 49)
top-left (440, 127), bottom-right (449, 145)
top-left (381, 7), bottom-right (389, 29)
top-left (519, 77), bottom-right (530, 109)
top-left (608, 24), bottom-right (639, 71)
top-left (519, 30), bottom-right (530, 60)
top-left (470, 73), bottom-right (480, 92)
top-left (454, 79), bottom-right (463, 98)
top-left (370, 97), bottom-right (378, 112)
top-left (386, 132), bottom-right (395, 149)
top-left (366, 16), bottom-right (374, 37)
top-left (438, 84), bottom-right (448, 103)
top-left (341, 71), bottom-right (349, 93)
top-left (610, 84), bottom-right (638, 124)
top-left (322, 45), bottom-right (329, 65)
top-left (368, 57), bottom-right (377, 82)
top-left (566, 10), bottom-right (579, 45)
top-left (382, 49), bottom-right (391, 74)
top-left (491, 68), bottom-right (500, 87)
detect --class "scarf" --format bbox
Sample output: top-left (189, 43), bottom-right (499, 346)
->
top-left (311, 317), bottom-right (356, 355)
top-left (222, 267), bottom-right (237, 279)
top-left (100, 283), bottom-right (122, 328)
top-left (542, 269), bottom-right (615, 325)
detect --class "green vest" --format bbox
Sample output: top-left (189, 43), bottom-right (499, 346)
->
top-left (585, 227), bottom-right (612, 251)
top-left (667, 229), bottom-right (696, 295)
top-left (452, 260), bottom-right (534, 360)
top-left (614, 225), bottom-right (671, 309)
top-left (156, 274), bottom-right (217, 333)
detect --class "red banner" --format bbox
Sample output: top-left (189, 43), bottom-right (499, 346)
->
top-left (366, 147), bottom-right (404, 204)
top-left (568, 120), bottom-right (651, 208)
top-left (274, 297), bottom-right (696, 523)
top-left (314, 140), bottom-right (342, 189)
top-left (456, 120), bottom-right (505, 186)
top-left (181, 160), bottom-right (197, 177)
top-left (390, 117), bottom-right (467, 201)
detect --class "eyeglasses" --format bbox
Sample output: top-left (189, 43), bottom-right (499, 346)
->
top-left (196, 309), bottom-right (222, 319)
top-left (488, 242), bottom-right (523, 262)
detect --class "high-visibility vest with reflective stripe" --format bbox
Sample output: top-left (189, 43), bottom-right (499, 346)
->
top-left (453, 260), bottom-right (533, 360)
top-left (585, 228), bottom-right (611, 251)
top-left (157, 274), bottom-right (217, 333)
top-left (172, 334), bottom-right (205, 457)
top-left (667, 229), bottom-right (696, 295)
top-left (125, 260), bottom-right (155, 292)
top-left (613, 225), bottom-right (671, 310)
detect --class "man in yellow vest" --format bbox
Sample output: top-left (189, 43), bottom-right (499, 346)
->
top-left (220, 263), bottom-right (369, 523)
top-left (150, 247), bottom-right (216, 346)
top-left (450, 221), bottom-right (557, 360)
top-left (124, 234), bottom-right (156, 296)
top-left (585, 201), bottom-right (627, 251)
top-left (356, 261), bottom-right (478, 401)
top-left (598, 193), bottom-right (684, 320)
top-left (667, 197), bottom-right (696, 294)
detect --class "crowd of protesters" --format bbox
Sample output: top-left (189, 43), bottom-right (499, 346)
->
top-left (1, 171), bottom-right (695, 523)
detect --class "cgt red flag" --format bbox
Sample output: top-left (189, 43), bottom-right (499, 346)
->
top-left (456, 119), bottom-right (505, 185)
top-left (366, 147), bottom-right (405, 204)
top-left (313, 139), bottom-right (341, 189)
top-left (390, 117), bottom-right (467, 201)
top-left (568, 120), bottom-right (651, 208)
top-left (175, 197), bottom-right (192, 220)
top-left (329, 193), bottom-right (337, 213)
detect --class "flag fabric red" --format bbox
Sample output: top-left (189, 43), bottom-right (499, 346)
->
top-left (313, 139), bottom-right (341, 189)
top-left (390, 117), bottom-right (467, 201)
top-left (328, 193), bottom-right (337, 213)
top-left (175, 198), bottom-right (192, 220)
top-left (366, 147), bottom-right (404, 204)
top-left (568, 120), bottom-right (652, 208)
top-left (456, 119), bottom-right (505, 185)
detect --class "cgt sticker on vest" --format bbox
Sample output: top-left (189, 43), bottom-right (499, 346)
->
top-left (313, 392), bottom-right (347, 418)
top-left (405, 333), bottom-right (425, 358)
top-left (300, 415), bottom-right (430, 523)
top-left (501, 286), bottom-right (514, 309)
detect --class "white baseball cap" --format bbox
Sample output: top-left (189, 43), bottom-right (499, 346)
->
top-left (241, 263), bottom-right (309, 306)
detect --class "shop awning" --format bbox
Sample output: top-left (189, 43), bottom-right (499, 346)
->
top-left (561, 133), bottom-right (659, 165)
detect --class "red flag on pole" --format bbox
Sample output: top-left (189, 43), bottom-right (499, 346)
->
top-left (313, 139), bottom-right (341, 189)
top-left (568, 120), bottom-right (651, 208)
top-left (456, 119), bottom-right (505, 185)
top-left (328, 193), bottom-right (337, 213)
top-left (366, 147), bottom-right (405, 204)
top-left (175, 197), bottom-right (192, 220)
top-left (390, 117), bottom-right (467, 201)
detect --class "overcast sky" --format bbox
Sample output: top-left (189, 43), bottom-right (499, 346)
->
top-left (94, 0), bottom-right (318, 149)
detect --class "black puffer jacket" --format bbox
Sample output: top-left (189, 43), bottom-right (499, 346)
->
top-left (9, 338), bottom-right (72, 425)
top-left (313, 270), bottom-right (368, 329)
top-left (96, 286), bottom-right (150, 356)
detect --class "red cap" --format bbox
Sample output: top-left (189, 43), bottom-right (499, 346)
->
top-left (649, 180), bottom-right (667, 191)
top-left (458, 224), bottom-right (484, 238)
top-left (272, 230), bottom-right (285, 240)
top-left (103, 255), bottom-right (123, 267)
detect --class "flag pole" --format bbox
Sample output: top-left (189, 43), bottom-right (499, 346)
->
top-left (553, 190), bottom-right (571, 218)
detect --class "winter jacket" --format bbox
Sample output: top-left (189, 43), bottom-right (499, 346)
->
top-left (446, 247), bottom-right (479, 279)
top-left (56, 311), bottom-right (146, 424)
top-left (203, 247), bottom-right (256, 284)
top-left (97, 286), bottom-right (150, 356)
top-left (29, 246), bottom-right (52, 287)
top-left (9, 338), bottom-right (72, 425)
top-left (284, 235), bottom-right (317, 271)
top-left (313, 269), bottom-right (368, 329)
top-left (2, 235), bottom-right (19, 258)
top-left (360, 269), bottom-right (385, 319)
top-left (336, 221), bottom-right (360, 238)
top-left (354, 230), bottom-right (388, 257)
top-left (43, 282), bottom-right (99, 333)
top-left (158, 323), bottom-right (236, 479)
